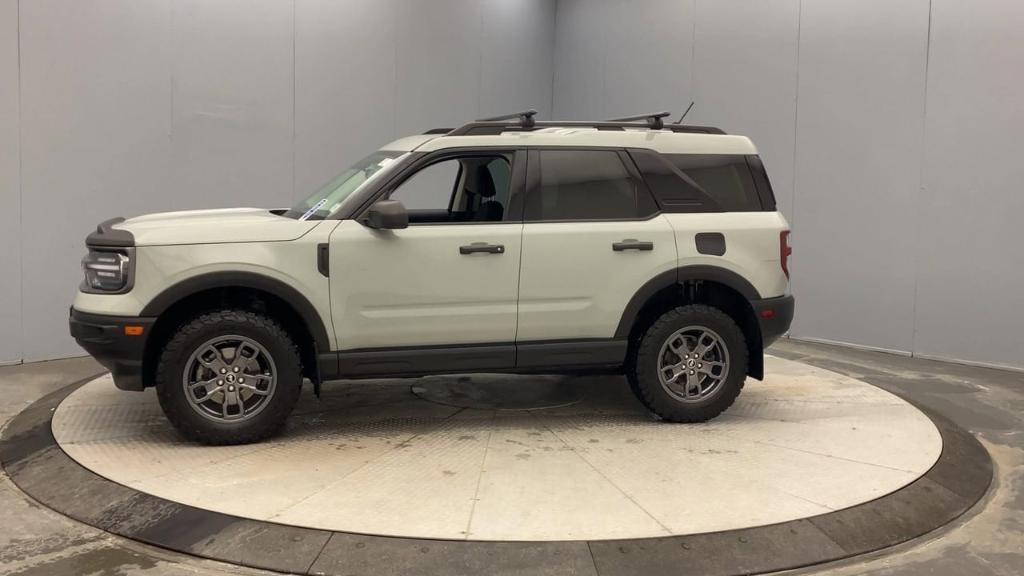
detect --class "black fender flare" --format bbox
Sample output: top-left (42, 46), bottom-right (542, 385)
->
top-left (614, 265), bottom-right (763, 339)
top-left (140, 271), bottom-right (331, 351)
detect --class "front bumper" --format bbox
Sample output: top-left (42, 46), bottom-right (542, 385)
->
top-left (751, 295), bottom-right (794, 347)
top-left (69, 308), bottom-right (156, 391)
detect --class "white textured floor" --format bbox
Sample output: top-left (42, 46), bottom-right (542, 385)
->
top-left (52, 356), bottom-right (942, 541)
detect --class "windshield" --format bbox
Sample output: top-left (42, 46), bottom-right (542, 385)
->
top-left (285, 150), bottom-right (406, 220)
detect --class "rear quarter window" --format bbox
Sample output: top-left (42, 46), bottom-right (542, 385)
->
top-left (630, 150), bottom-right (772, 212)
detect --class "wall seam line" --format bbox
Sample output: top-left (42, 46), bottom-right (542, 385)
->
top-left (16, 0), bottom-right (23, 364)
top-left (477, 0), bottom-right (484, 118)
top-left (601, 0), bottom-right (608, 118)
top-left (391, 6), bottom-right (398, 138)
top-left (291, 0), bottom-right (297, 202)
top-left (786, 0), bottom-right (803, 334)
top-left (689, 0), bottom-right (697, 103)
top-left (789, 0), bottom-right (802, 234)
top-left (549, 0), bottom-right (558, 118)
top-left (909, 0), bottom-right (934, 358)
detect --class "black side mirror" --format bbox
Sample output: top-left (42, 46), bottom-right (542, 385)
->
top-left (363, 199), bottom-right (408, 230)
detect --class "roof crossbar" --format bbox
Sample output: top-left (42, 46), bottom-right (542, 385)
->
top-left (477, 109), bottom-right (537, 128)
top-left (608, 111), bottom-right (671, 130)
top-left (446, 109), bottom-right (725, 136)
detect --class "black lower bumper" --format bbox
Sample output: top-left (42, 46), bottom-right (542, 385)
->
top-left (69, 308), bottom-right (156, 391)
top-left (751, 295), bottom-right (794, 347)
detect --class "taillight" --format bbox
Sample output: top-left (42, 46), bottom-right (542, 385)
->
top-left (780, 230), bottom-right (792, 279)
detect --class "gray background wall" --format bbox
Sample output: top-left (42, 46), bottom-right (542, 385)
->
top-left (553, 0), bottom-right (1024, 371)
top-left (0, 0), bottom-right (555, 363)
top-left (2, 0), bottom-right (1022, 371)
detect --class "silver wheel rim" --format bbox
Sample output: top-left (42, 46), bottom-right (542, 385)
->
top-left (182, 335), bottom-right (277, 423)
top-left (657, 325), bottom-right (730, 402)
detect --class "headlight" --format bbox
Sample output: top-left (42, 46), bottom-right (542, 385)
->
top-left (82, 249), bottom-right (132, 292)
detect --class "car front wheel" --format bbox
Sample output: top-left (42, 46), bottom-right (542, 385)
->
top-left (155, 310), bottom-right (303, 445)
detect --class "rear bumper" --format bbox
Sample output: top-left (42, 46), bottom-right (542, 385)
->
top-left (69, 308), bottom-right (156, 391)
top-left (751, 295), bottom-right (794, 347)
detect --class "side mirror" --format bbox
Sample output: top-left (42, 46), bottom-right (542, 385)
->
top-left (363, 199), bottom-right (408, 230)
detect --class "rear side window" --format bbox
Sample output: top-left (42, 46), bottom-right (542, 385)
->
top-left (525, 150), bottom-right (657, 221)
top-left (631, 150), bottom-right (767, 212)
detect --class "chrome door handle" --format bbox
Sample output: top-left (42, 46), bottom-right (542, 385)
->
top-left (460, 242), bottom-right (505, 255)
top-left (612, 239), bottom-right (654, 251)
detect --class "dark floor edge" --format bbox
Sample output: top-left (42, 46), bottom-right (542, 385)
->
top-left (0, 371), bottom-right (994, 576)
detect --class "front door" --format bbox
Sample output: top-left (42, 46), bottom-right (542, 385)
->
top-left (329, 150), bottom-right (525, 369)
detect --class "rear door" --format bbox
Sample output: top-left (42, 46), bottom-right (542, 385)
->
top-left (516, 149), bottom-right (677, 357)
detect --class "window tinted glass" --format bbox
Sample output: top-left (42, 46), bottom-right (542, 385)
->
top-left (665, 154), bottom-right (762, 212)
top-left (630, 150), bottom-right (721, 213)
top-left (391, 159), bottom-right (460, 210)
top-left (526, 150), bottom-right (652, 221)
top-left (389, 155), bottom-right (513, 223)
top-left (288, 151), bottom-right (405, 219)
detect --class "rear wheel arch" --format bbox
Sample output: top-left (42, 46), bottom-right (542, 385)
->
top-left (617, 266), bottom-right (765, 380)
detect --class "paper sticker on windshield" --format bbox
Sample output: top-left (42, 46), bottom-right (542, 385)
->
top-left (299, 198), bottom-right (328, 221)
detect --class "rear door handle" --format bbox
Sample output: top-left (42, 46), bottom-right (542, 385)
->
top-left (460, 242), bottom-right (505, 255)
top-left (612, 239), bottom-right (654, 252)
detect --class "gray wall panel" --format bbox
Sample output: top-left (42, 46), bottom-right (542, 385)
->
top-left (789, 0), bottom-right (929, 353)
top-left (294, 0), bottom-right (398, 199)
top-left (169, 0), bottom-right (295, 210)
top-left (553, 0), bottom-right (694, 121)
top-left (7, 0), bottom-right (1022, 370)
top-left (5, 0), bottom-right (558, 363)
top-left (394, 0), bottom-right (482, 134)
top-left (913, 0), bottom-right (1024, 369)
top-left (552, 0), bottom-right (607, 119)
top-left (19, 0), bottom-right (173, 361)
top-left (479, 0), bottom-right (556, 119)
top-left (0, 0), bottom-right (20, 363)
top-left (690, 0), bottom-right (799, 219)
top-left (602, 0), bottom-right (693, 118)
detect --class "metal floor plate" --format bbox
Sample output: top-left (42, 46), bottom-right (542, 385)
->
top-left (51, 356), bottom-right (942, 541)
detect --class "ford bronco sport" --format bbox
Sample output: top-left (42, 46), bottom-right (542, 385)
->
top-left (70, 110), bottom-right (794, 445)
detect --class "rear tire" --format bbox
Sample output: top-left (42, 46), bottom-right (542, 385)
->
top-left (155, 310), bottom-right (302, 445)
top-left (627, 304), bottom-right (748, 422)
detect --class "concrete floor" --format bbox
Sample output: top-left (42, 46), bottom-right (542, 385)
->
top-left (0, 339), bottom-right (1021, 575)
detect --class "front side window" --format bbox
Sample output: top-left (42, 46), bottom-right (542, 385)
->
top-left (388, 155), bottom-right (513, 224)
top-left (525, 150), bottom-right (655, 221)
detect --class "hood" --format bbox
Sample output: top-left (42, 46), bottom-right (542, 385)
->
top-left (113, 208), bottom-right (319, 246)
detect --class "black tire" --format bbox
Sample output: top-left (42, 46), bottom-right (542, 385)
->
top-left (627, 304), bottom-right (748, 423)
top-left (155, 310), bottom-right (303, 445)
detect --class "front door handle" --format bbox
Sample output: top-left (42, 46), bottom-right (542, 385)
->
top-left (460, 242), bottom-right (505, 255)
top-left (612, 239), bottom-right (654, 252)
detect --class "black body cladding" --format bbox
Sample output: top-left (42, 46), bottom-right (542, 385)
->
top-left (86, 217), bottom-right (135, 247)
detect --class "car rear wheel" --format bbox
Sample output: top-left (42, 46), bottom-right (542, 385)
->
top-left (155, 310), bottom-right (302, 445)
top-left (628, 304), bottom-right (748, 422)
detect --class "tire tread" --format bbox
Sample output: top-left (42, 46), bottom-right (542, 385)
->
top-left (628, 304), bottom-right (748, 423)
top-left (155, 309), bottom-right (302, 445)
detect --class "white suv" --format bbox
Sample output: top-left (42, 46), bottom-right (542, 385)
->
top-left (70, 111), bottom-right (794, 445)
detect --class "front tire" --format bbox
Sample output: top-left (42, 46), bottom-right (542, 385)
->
top-left (155, 310), bottom-right (303, 445)
top-left (628, 304), bottom-right (748, 422)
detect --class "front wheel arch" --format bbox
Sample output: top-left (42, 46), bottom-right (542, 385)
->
top-left (141, 275), bottom-right (327, 389)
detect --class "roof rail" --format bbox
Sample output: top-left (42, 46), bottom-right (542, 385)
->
top-left (422, 128), bottom-right (454, 134)
top-left (608, 111), bottom-right (671, 130)
top-left (447, 109), bottom-right (725, 136)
